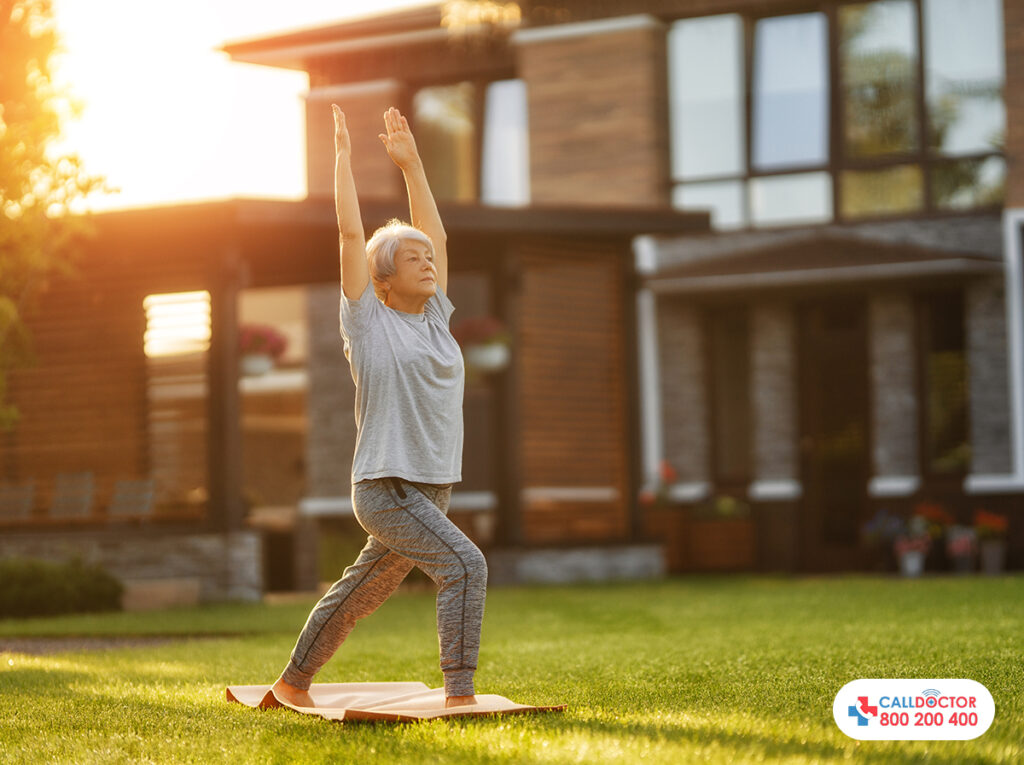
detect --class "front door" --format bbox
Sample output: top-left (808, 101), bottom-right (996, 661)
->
top-left (797, 299), bottom-right (870, 571)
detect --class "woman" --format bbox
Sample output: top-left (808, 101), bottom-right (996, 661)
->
top-left (271, 105), bottom-right (486, 710)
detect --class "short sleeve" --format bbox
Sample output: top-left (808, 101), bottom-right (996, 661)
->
top-left (339, 280), bottom-right (379, 340)
top-left (424, 284), bottom-right (456, 327)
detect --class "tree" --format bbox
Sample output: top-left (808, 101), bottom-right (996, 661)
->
top-left (0, 0), bottom-right (104, 430)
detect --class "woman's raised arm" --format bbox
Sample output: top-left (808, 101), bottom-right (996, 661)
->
top-left (378, 107), bottom-right (449, 294)
top-left (333, 105), bottom-right (370, 301)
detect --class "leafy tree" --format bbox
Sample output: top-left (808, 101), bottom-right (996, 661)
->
top-left (0, 0), bottom-right (104, 431)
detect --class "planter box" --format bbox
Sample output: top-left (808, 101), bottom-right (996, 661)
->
top-left (686, 518), bottom-right (756, 571)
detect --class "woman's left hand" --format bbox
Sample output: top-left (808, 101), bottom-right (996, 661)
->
top-left (379, 107), bottom-right (421, 170)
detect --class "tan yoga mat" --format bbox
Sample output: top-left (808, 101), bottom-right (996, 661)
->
top-left (226, 681), bottom-right (567, 723)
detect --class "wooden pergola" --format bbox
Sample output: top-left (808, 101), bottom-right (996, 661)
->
top-left (2, 197), bottom-right (707, 551)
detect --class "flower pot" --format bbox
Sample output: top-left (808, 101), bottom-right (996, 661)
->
top-left (898, 549), bottom-right (925, 578)
top-left (241, 353), bottom-right (274, 376)
top-left (979, 539), bottom-right (1007, 576)
top-left (465, 343), bottom-right (509, 372)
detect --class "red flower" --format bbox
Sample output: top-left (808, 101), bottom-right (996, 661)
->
top-left (658, 460), bottom-right (678, 485)
top-left (973, 509), bottom-right (1009, 538)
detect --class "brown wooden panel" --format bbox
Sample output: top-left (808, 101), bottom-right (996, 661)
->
top-left (516, 243), bottom-right (630, 543)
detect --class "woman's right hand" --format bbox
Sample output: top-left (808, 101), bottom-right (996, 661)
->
top-left (332, 104), bottom-right (351, 157)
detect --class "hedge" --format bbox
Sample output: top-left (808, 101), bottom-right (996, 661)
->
top-left (0, 557), bottom-right (123, 618)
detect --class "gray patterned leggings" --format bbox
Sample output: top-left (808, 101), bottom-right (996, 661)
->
top-left (280, 477), bottom-right (487, 697)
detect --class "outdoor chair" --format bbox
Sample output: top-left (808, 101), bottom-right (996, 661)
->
top-left (49, 471), bottom-right (96, 519)
top-left (0, 480), bottom-right (35, 521)
top-left (108, 478), bottom-right (156, 518)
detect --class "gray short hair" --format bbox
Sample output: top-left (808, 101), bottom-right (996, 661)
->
top-left (365, 219), bottom-right (435, 300)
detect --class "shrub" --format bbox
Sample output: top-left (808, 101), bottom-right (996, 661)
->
top-left (0, 557), bottom-right (123, 619)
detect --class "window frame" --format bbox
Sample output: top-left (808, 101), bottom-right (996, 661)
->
top-left (666, 0), bottom-right (1005, 228)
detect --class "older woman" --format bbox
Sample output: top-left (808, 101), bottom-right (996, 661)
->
top-left (271, 106), bottom-right (486, 710)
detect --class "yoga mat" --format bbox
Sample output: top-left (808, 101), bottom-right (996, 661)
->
top-left (226, 681), bottom-right (567, 723)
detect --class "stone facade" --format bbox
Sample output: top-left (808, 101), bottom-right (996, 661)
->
top-left (0, 530), bottom-right (263, 603)
top-left (967, 275), bottom-right (1014, 475)
top-left (868, 291), bottom-right (919, 480)
top-left (750, 303), bottom-right (798, 483)
top-left (655, 298), bottom-right (708, 485)
top-left (305, 283), bottom-right (357, 500)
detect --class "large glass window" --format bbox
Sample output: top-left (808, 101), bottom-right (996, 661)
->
top-left (918, 291), bottom-right (969, 476)
top-left (924, 0), bottom-right (1005, 156)
top-left (480, 79), bottom-right (530, 206)
top-left (412, 82), bottom-right (477, 202)
top-left (667, 0), bottom-right (1005, 229)
top-left (752, 13), bottom-right (829, 170)
top-left (668, 15), bottom-right (745, 180)
top-left (839, 1), bottom-right (920, 157)
top-left (708, 309), bottom-right (751, 485)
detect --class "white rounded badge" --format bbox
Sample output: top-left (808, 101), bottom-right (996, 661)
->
top-left (833, 679), bottom-right (994, 740)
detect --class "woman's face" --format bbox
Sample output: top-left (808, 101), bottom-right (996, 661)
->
top-left (386, 239), bottom-right (437, 300)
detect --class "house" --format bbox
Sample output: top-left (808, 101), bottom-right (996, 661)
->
top-left (1, 1), bottom-right (1020, 597)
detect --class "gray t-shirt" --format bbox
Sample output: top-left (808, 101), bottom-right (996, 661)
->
top-left (339, 279), bottom-right (464, 485)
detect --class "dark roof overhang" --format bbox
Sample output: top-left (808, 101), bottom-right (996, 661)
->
top-left (643, 230), bottom-right (1003, 296)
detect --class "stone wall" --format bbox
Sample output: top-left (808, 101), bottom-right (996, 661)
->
top-left (655, 298), bottom-right (708, 485)
top-left (305, 283), bottom-right (357, 500)
top-left (750, 303), bottom-right (798, 483)
top-left (967, 275), bottom-right (1014, 475)
top-left (868, 291), bottom-right (919, 480)
top-left (0, 529), bottom-right (263, 603)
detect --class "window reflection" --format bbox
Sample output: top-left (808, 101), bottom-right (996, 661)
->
top-left (752, 13), bottom-right (829, 170)
top-left (841, 164), bottom-right (923, 218)
top-left (412, 82), bottom-right (477, 202)
top-left (919, 291), bottom-right (969, 475)
top-left (932, 156), bottom-right (1005, 210)
top-left (668, 15), bottom-right (745, 180)
top-left (673, 181), bottom-right (745, 230)
top-left (749, 173), bottom-right (832, 227)
top-left (840, 1), bottom-right (919, 157)
top-left (924, 0), bottom-right (1005, 155)
top-left (481, 79), bottom-right (530, 206)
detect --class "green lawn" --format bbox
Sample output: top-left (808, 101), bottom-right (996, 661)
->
top-left (1, 575), bottom-right (1021, 764)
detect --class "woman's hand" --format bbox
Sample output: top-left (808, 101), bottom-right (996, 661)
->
top-left (379, 107), bottom-right (421, 170)
top-left (332, 104), bottom-right (351, 157)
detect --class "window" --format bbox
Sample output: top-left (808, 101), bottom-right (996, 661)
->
top-left (917, 291), bottom-right (969, 476)
top-left (412, 78), bottom-right (530, 206)
top-left (667, 0), bottom-right (1005, 229)
top-left (708, 309), bottom-right (752, 486)
top-left (480, 79), bottom-right (530, 206)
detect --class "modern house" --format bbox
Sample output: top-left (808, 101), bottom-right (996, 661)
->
top-left (1, 0), bottom-right (1020, 598)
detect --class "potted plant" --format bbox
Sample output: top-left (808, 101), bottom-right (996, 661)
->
top-left (912, 501), bottom-right (955, 571)
top-left (893, 514), bottom-right (931, 578)
top-left (945, 525), bottom-right (978, 575)
top-left (238, 323), bottom-right (288, 376)
top-left (973, 509), bottom-right (1009, 575)
top-left (451, 316), bottom-right (511, 375)
top-left (639, 461), bottom-right (687, 572)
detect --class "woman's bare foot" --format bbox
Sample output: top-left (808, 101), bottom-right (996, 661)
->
top-left (271, 677), bottom-right (316, 708)
top-left (445, 694), bottom-right (477, 709)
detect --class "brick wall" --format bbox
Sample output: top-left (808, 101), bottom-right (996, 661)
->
top-left (306, 81), bottom-right (406, 200)
top-left (514, 15), bottom-right (671, 206)
top-left (868, 292), bottom-right (919, 478)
